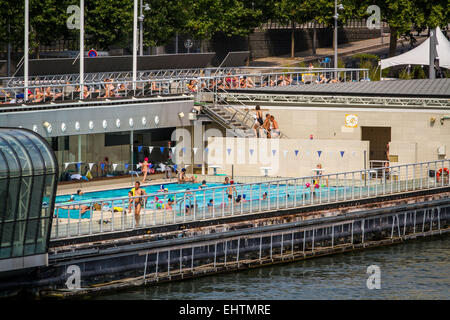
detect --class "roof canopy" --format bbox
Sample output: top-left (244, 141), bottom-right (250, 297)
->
top-left (381, 27), bottom-right (450, 70)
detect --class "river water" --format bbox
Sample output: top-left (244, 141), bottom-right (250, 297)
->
top-left (94, 235), bottom-right (450, 300)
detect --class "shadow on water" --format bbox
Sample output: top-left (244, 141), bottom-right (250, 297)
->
top-left (90, 235), bottom-right (450, 300)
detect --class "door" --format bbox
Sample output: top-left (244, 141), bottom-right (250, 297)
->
top-left (361, 126), bottom-right (391, 167)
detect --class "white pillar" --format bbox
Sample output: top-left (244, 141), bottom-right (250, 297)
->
top-left (80, 0), bottom-right (84, 99)
top-left (133, 0), bottom-right (138, 90)
top-left (24, 0), bottom-right (29, 101)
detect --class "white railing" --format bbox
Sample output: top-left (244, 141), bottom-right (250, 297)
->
top-left (50, 159), bottom-right (450, 240)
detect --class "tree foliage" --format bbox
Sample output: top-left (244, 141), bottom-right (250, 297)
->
top-left (0, 0), bottom-right (448, 55)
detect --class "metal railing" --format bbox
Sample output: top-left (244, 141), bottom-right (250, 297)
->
top-left (1, 68), bottom-right (369, 106)
top-left (50, 159), bottom-right (450, 240)
top-left (1, 67), bottom-right (247, 88)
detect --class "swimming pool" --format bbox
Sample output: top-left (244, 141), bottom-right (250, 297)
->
top-left (55, 182), bottom-right (223, 204)
top-left (55, 181), bottom-right (354, 219)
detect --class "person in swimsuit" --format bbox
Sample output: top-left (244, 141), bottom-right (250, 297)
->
top-left (226, 180), bottom-right (237, 205)
top-left (128, 181), bottom-right (147, 226)
top-left (141, 157), bottom-right (149, 183)
top-left (270, 115), bottom-right (280, 138)
top-left (262, 113), bottom-right (271, 139)
top-left (253, 105), bottom-right (264, 138)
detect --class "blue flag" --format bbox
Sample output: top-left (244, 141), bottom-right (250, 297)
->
top-left (272, 150), bottom-right (277, 156)
top-left (227, 148), bottom-right (232, 155)
top-left (100, 163), bottom-right (105, 170)
top-left (340, 151), bottom-right (345, 158)
top-left (204, 147), bottom-right (209, 153)
top-left (138, 146), bottom-right (142, 152)
top-left (160, 147), bottom-right (165, 153)
top-left (249, 149), bottom-right (254, 156)
top-left (294, 150), bottom-right (299, 157)
top-left (76, 162), bottom-right (81, 170)
top-left (317, 151), bottom-right (322, 158)
top-left (125, 163), bottom-right (129, 169)
top-left (182, 147), bottom-right (186, 153)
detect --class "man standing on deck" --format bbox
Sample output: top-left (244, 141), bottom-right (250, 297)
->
top-left (262, 113), bottom-right (271, 138)
top-left (128, 181), bottom-right (147, 226)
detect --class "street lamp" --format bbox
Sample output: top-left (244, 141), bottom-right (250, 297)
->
top-left (139, 1), bottom-right (150, 56)
top-left (334, 1), bottom-right (344, 79)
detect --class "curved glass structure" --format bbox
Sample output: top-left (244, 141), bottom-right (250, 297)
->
top-left (0, 128), bottom-right (58, 270)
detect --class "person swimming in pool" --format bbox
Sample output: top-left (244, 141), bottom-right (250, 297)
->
top-left (128, 181), bottom-right (147, 226)
top-left (223, 176), bottom-right (230, 185)
top-left (262, 192), bottom-right (268, 200)
top-left (199, 180), bottom-right (207, 189)
top-left (69, 189), bottom-right (84, 201)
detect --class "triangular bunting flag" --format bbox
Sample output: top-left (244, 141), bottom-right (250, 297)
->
top-left (317, 151), bottom-right (322, 158)
top-left (249, 149), bottom-right (254, 156)
top-left (159, 147), bottom-right (164, 153)
top-left (136, 163), bottom-right (142, 169)
top-left (171, 147), bottom-right (176, 154)
top-left (138, 146), bottom-right (142, 152)
top-left (204, 147), bottom-right (209, 153)
top-left (283, 150), bottom-right (288, 158)
top-left (112, 163), bottom-right (118, 171)
top-left (227, 148), bottom-right (232, 155)
top-left (272, 150), bottom-right (277, 156)
top-left (76, 162), bottom-right (81, 170)
top-left (340, 151), bottom-right (345, 158)
top-left (64, 162), bottom-right (70, 170)
top-left (149, 146), bottom-right (154, 154)
top-left (88, 163), bottom-right (94, 171)
top-left (182, 147), bottom-right (186, 153)
top-left (294, 150), bottom-right (299, 157)
top-left (193, 147), bottom-right (198, 155)
top-left (125, 163), bottom-right (129, 169)
top-left (100, 163), bottom-right (105, 170)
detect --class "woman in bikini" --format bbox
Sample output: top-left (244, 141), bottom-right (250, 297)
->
top-left (253, 105), bottom-right (264, 138)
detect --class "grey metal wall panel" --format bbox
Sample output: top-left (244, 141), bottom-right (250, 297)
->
top-left (0, 99), bottom-right (194, 138)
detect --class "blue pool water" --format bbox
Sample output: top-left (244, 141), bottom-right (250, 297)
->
top-left (55, 181), bottom-right (354, 219)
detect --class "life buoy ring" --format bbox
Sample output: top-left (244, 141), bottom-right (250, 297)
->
top-left (436, 168), bottom-right (449, 181)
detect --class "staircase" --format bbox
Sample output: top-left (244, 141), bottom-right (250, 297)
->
top-left (197, 88), bottom-right (288, 139)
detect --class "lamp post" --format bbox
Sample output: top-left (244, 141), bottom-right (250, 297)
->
top-left (333, 0), bottom-right (344, 79)
top-left (133, 0), bottom-right (138, 90)
top-left (24, 0), bottom-right (29, 101)
top-left (80, 0), bottom-right (84, 99)
top-left (139, 1), bottom-right (150, 56)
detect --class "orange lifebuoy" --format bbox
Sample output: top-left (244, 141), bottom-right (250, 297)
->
top-left (436, 168), bottom-right (449, 181)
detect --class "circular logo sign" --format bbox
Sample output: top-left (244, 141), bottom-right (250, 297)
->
top-left (184, 39), bottom-right (193, 49)
top-left (88, 49), bottom-right (98, 57)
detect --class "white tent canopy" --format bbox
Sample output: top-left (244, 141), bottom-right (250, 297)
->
top-left (381, 27), bottom-right (450, 70)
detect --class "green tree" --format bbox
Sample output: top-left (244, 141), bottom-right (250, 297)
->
top-left (84, 0), bottom-right (133, 50)
top-left (184, 0), bottom-right (264, 51)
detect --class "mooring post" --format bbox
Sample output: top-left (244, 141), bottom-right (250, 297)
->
top-left (191, 247), bottom-right (194, 271)
top-left (214, 243), bottom-right (217, 268)
top-left (270, 234), bottom-right (273, 260)
top-left (224, 240), bottom-right (227, 266)
top-left (156, 251), bottom-right (159, 280)
top-left (331, 224), bottom-right (334, 248)
top-left (312, 228), bottom-right (315, 252)
top-left (143, 252), bottom-right (148, 280)
top-left (236, 238), bottom-right (240, 267)
top-left (259, 235), bottom-right (262, 263)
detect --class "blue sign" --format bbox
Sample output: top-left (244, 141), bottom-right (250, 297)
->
top-left (88, 49), bottom-right (98, 57)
